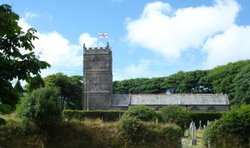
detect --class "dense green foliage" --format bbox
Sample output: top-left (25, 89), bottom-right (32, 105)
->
top-left (0, 120), bottom-right (92, 147)
top-left (120, 105), bottom-right (157, 122)
top-left (203, 105), bottom-right (250, 147)
top-left (113, 77), bottom-right (165, 94)
top-left (0, 103), bottom-right (12, 114)
top-left (25, 74), bottom-right (45, 93)
top-left (0, 4), bottom-right (50, 108)
top-left (64, 110), bottom-right (124, 122)
top-left (0, 115), bottom-right (181, 148)
top-left (119, 106), bottom-right (182, 147)
top-left (160, 105), bottom-right (190, 130)
top-left (43, 73), bottom-right (82, 109)
top-left (64, 109), bottom-right (223, 124)
top-left (18, 86), bottom-right (62, 130)
top-left (113, 60), bottom-right (250, 106)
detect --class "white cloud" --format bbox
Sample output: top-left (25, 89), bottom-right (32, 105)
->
top-left (33, 31), bottom-right (82, 68)
top-left (203, 25), bottom-right (250, 68)
top-left (114, 59), bottom-right (153, 80)
top-left (79, 33), bottom-right (98, 48)
top-left (18, 18), bottom-right (32, 32)
top-left (126, 0), bottom-right (239, 58)
top-left (18, 13), bottom-right (101, 77)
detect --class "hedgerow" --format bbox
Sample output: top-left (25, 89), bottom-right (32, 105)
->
top-left (203, 105), bottom-right (250, 147)
top-left (63, 110), bottom-right (124, 122)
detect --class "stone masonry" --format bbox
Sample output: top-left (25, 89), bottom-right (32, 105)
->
top-left (82, 43), bottom-right (112, 110)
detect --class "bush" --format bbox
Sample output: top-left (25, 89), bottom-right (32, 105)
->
top-left (203, 105), bottom-right (250, 147)
top-left (160, 105), bottom-right (190, 130)
top-left (118, 105), bottom-right (182, 147)
top-left (161, 124), bottom-right (182, 143)
top-left (119, 117), bottom-right (182, 147)
top-left (64, 110), bottom-right (124, 122)
top-left (120, 105), bottom-right (157, 122)
top-left (0, 104), bottom-right (12, 114)
top-left (119, 117), bottom-right (146, 142)
top-left (18, 86), bottom-right (62, 130)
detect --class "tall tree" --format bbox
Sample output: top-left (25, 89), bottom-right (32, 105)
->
top-left (0, 4), bottom-right (50, 107)
top-left (25, 74), bottom-right (45, 93)
top-left (44, 73), bottom-right (82, 109)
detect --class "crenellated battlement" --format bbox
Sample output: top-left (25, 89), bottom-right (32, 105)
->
top-left (83, 42), bottom-right (111, 54)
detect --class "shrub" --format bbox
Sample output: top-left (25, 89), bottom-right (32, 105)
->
top-left (203, 105), bottom-right (250, 147)
top-left (161, 124), bottom-right (182, 143)
top-left (119, 117), bottom-right (182, 147)
top-left (119, 117), bottom-right (147, 142)
top-left (118, 106), bottom-right (182, 147)
top-left (0, 104), bottom-right (12, 114)
top-left (160, 105), bottom-right (190, 130)
top-left (121, 105), bottom-right (157, 122)
top-left (18, 86), bottom-right (62, 130)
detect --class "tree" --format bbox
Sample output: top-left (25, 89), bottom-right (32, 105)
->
top-left (0, 4), bottom-right (50, 107)
top-left (44, 73), bottom-right (82, 109)
top-left (18, 86), bottom-right (62, 130)
top-left (231, 65), bottom-right (250, 105)
top-left (25, 74), bottom-right (45, 93)
top-left (203, 105), bottom-right (250, 147)
top-left (14, 80), bottom-right (24, 96)
top-left (160, 105), bottom-right (190, 130)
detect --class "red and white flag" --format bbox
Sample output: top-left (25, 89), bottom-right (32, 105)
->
top-left (98, 33), bottom-right (109, 38)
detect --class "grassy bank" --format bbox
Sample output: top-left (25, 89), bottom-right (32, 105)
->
top-left (0, 114), bottom-right (182, 148)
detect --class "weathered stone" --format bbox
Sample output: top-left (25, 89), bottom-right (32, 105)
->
top-left (190, 124), bottom-right (197, 145)
top-left (83, 43), bottom-right (112, 110)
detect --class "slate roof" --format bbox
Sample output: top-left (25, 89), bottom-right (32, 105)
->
top-left (111, 94), bottom-right (229, 107)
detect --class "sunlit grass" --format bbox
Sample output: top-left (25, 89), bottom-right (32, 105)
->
top-left (182, 129), bottom-right (206, 148)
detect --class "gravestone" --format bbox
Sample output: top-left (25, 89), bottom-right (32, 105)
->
top-left (198, 120), bottom-right (202, 130)
top-left (155, 117), bottom-right (158, 124)
top-left (190, 123), bottom-right (197, 145)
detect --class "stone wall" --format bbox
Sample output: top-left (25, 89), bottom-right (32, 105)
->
top-left (83, 44), bottom-right (112, 110)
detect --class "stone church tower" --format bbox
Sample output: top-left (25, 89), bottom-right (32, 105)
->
top-left (82, 43), bottom-right (112, 110)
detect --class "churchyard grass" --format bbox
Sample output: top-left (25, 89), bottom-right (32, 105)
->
top-left (182, 129), bottom-right (206, 148)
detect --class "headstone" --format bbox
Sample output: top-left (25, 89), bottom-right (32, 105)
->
top-left (208, 138), bottom-right (211, 148)
top-left (199, 120), bottom-right (202, 130)
top-left (188, 121), bottom-right (193, 136)
top-left (155, 118), bottom-right (158, 124)
top-left (100, 117), bottom-right (103, 123)
top-left (203, 125), bottom-right (206, 131)
top-left (207, 120), bottom-right (210, 126)
top-left (190, 124), bottom-right (197, 145)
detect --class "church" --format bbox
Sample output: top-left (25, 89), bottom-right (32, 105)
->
top-left (82, 43), bottom-right (229, 112)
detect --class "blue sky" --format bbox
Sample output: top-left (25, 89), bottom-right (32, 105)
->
top-left (2, 0), bottom-right (250, 80)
